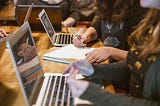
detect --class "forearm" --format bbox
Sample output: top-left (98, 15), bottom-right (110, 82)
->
top-left (109, 47), bottom-right (128, 61)
top-left (82, 27), bottom-right (98, 43)
top-left (62, 17), bottom-right (76, 27)
top-left (81, 83), bottom-right (159, 106)
top-left (91, 61), bottom-right (130, 83)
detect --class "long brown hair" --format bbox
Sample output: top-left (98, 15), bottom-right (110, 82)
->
top-left (128, 9), bottom-right (160, 59)
top-left (95, 0), bottom-right (138, 22)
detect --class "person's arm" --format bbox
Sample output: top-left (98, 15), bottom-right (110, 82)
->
top-left (62, 17), bottom-right (76, 27)
top-left (62, 0), bottom-right (80, 27)
top-left (80, 82), bottom-right (159, 106)
top-left (85, 47), bottom-right (128, 63)
top-left (91, 60), bottom-right (130, 83)
top-left (72, 27), bottom-right (98, 47)
top-left (108, 47), bottom-right (128, 61)
top-left (81, 27), bottom-right (98, 43)
top-left (64, 60), bottom-right (130, 83)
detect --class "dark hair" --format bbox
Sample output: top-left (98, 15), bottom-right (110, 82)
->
top-left (95, 0), bottom-right (138, 22)
top-left (128, 9), bottom-right (160, 59)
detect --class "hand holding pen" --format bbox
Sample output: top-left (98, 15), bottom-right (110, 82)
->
top-left (71, 27), bottom-right (87, 48)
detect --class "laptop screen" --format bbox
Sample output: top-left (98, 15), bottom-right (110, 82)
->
top-left (40, 10), bottom-right (55, 40)
top-left (7, 22), bottom-right (43, 105)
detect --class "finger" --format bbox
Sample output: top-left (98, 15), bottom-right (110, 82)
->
top-left (73, 37), bottom-right (83, 48)
top-left (96, 57), bottom-right (104, 63)
top-left (67, 78), bottom-right (78, 97)
top-left (69, 67), bottom-right (79, 79)
top-left (85, 51), bottom-right (93, 61)
top-left (63, 63), bottom-right (74, 74)
top-left (88, 57), bottom-right (97, 63)
top-left (85, 54), bottom-right (96, 63)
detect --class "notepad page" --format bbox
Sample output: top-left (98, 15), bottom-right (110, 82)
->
top-left (43, 44), bottom-right (95, 60)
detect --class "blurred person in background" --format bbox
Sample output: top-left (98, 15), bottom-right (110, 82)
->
top-left (17, 0), bottom-right (80, 27)
top-left (73, 0), bottom-right (148, 63)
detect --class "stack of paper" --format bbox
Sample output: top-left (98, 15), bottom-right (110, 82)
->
top-left (43, 44), bottom-right (95, 64)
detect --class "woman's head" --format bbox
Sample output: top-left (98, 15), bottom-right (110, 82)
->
top-left (95, 0), bottom-right (137, 22)
top-left (140, 0), bottom-right (160, 9)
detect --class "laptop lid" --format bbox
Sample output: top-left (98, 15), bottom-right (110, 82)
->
top-left (38, 9), bottom-right (56, 45)
top-left (23, 3), bottom-right (34, 23)
top-left (15, 5), bottom-right (62, 31)
top-left (7, 22), bottom-right (44, 106)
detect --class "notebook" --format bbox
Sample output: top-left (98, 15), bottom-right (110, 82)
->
top-left (6, 22), bottom-right (92, 106)
top-left (39, 9), bottom-right (74, 47)
top-left (43, 44), bottom-right (95, 64)
top-left (15, 5), bottom-right (62, 31)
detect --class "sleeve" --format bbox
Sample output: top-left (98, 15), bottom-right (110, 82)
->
top-left (80, 82), bottom-right (160, 106)
top-left (90, 15), bottom-right (102, 38)
top-left (67, 0), bottom-right (80, 23)
top-left (91, 60), bottom-right (130, 83)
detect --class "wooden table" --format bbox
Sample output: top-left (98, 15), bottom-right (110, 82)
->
top-left (0, 0), bottom-right (15, 21)
top-left (0, 26), bottom-right (114, 106)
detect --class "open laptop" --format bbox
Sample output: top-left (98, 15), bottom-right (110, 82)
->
top-left (15, 5), bottom-right (62, 31)
top-left (6, 22), bottom-right (92, 106)
top-left (39, 9), bottom-right (74, 47)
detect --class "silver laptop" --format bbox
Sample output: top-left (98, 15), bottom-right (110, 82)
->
top-left (6, 22), bottom-right (92, 106)
top-left (39, 9), bottom-right (74, 47)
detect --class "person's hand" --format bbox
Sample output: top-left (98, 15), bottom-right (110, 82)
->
top-left (61, 17), bottom-right (76, 27)
top-left (67, 78), bottom-right (89, 97)
top-left (85, 47), bottom-right (111, 63)
top-left (0, 28), bottom-right (7, 38)
top-left (64, 60), bottom-right (94, 77)
top-left (72, 35), bottom-right (87, 48)
top-left (18, 43), bottom-right (37, 62)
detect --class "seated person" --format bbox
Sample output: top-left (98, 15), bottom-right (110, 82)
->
top-left (16, 0), bottom-right (80, 27)
top-left (73, 0), bottom-right (148, 63)
top-left (65, 0), bottom-right (160, 105)
top-left (77, 0), bottom-right (97, 22)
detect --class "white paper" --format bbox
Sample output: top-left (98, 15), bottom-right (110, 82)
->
top-left (43, 44), bottom-right (95, 60)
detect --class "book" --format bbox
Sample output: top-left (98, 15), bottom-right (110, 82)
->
top-left (43, 44), bottom-right (95, 64)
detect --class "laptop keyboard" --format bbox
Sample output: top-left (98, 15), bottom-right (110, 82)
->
top-left (55, 34), bottom-right (73, 45)
top-left (42, 75), bottom-right (72, 106)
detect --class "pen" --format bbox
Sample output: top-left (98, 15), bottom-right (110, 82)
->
top-left (24, 37), bottom-right (29, 62)
top-left (71, 27), bottom-right (81, 40)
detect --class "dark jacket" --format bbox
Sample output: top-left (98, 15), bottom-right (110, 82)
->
top-left (17, 0), bottom-right (80, 23)
top-left (80, 51), bottom-right (160, 106)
